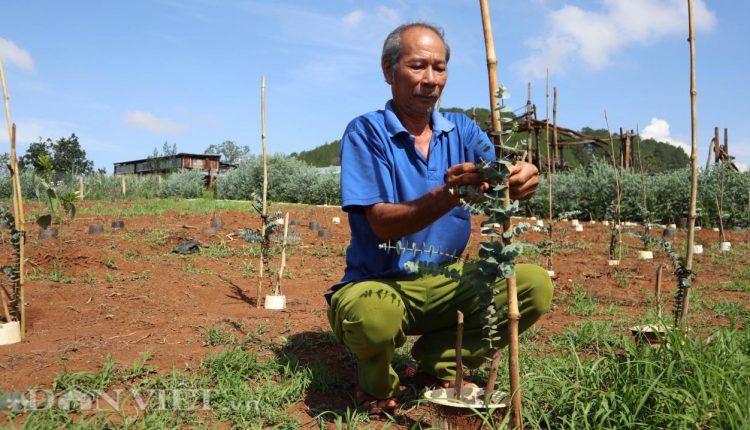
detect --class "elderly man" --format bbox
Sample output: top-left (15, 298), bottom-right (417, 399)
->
top-left (326, 22), bottom-right (553, 414)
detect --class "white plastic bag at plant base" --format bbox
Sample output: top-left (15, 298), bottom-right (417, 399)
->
top-left (0, 321), bottom-right (21, 345)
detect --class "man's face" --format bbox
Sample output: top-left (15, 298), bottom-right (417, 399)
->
top-left (385, 27), bottom-right (447, 116)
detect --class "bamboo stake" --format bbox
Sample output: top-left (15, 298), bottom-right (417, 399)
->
top-left (680, 0), bottom-right (698, 329)
top-left (453, 310), bottom-right (464, 400)
top-left (274, 213), bottom-right (289, 296)
top-left (1, 57), bottom-right (12, 137)
top-left (604, 111), bottom-right (623, 260)
top-left (478, 1), bottom-right (521, 427)
top-left (258, 75), bottom-right (268, 308)
top-left (1, 290), bottom-right (10, 323)
top-left (11, 125), bottom-right (26, 337)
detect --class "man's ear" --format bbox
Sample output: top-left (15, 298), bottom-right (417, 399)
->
top-left (381, 60), bottom-right (393, 85)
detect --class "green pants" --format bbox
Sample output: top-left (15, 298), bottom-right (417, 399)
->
top-left (327, 262), bottom-right (553, 399)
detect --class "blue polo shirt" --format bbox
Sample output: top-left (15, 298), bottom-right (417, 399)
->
top-left (325, 100), bottom-right (494, 303)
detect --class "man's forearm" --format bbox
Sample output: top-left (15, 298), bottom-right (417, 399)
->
top-left (365, 184), bottom-right (458, 241)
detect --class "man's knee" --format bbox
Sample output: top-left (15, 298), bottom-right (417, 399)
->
top-left (330, 283), bottom-right (406, 356)
top-left (518, 264), bottom-right (554, 315)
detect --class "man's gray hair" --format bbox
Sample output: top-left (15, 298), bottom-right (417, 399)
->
top-left (381, 23), bottom-right (450, 74)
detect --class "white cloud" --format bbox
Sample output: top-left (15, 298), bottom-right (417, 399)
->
top-left (376, 6), bottom-right (399, 25)
top-left (342, 10), bottom-right (365, 29)
top-left (516, 0), bottom-right (717, 78)
top-left (641, 117), bottom-right (689, 154)
top-left (124, 111), bottom-right (189, 134)
top-left (0, 38), bottom-right (34, 71)
top-left (0, 118), bottom-right (77, 146)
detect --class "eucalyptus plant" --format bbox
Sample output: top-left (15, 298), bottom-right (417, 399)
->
top-left (0, 205), bottom-right (21, 321)
top-left (380, 154), bottom-right (529, 401)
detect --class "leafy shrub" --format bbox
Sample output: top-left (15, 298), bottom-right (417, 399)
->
top-left (525, 160), bottom-right (750, 227)
top-left (158, 169), bottom-right (204, 198)
top-left (217, 154), bottom-right (340, 205)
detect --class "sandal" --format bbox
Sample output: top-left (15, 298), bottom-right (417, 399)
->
top-left (398, 364), bottom-right (479, 389)
top-left (355, 386), bottom-right (400, 416)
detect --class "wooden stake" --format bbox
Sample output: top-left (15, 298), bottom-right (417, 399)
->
top-left (258, 75), bottom-right (269, 308)
top-left (79, 176), bottom-right (84, 200)
top-left (655, 264), bottom-right (664, 320)
top-left (526, 83), bottom-right (533, 164)
top-left (479, 1), bottom-right (521, 427)
top-left (453, 310), bottom-right (464, 400)
top-left (546, 73), bottom-right (553, 271)
top-left (714, 127), bottom-right (720, 166)
top-left (274, 213), bottom-right (289, 296)
top-left (680, 0), bottom-right (699, 329)
top-left (724, 128), bottom-right (729, 158)
top-left (121, 176), bottom-right (126, 196)
top-left (552, 86), bottom-right (558, 171)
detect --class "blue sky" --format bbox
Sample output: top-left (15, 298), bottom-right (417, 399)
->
top-left (1, 0), bottom-right (747, 172)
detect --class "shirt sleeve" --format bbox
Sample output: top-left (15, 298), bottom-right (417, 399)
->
top-left (339, 123), bottom-right (394, 212)
top-left (461, 115), bottom-right (496, 163)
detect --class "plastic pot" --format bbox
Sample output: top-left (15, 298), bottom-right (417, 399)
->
top-left (637, 251), bottom-right (653, 260)
top-left (720, 242), bottom-right (731, 252)
top-left (111, 220), bottom-right (125, 229)
top-left (308, 222), bottom-right (320, 231)
top-left (289, 220), bottom-right (301, 226)
top-left (39, 227), bottom-right (59, 240)
top-left (318, 229), bottom-right (332, 238)
top-left (571, 219), bottom-right (580, 227)
top-left (331, 216), bottom-right (341, 225)
top-left (210, 217), bottom-right (224, 230)
top-left (424, 387), bottom-right (509, 430)
top-left (693, 244), bottom-right (703, 255)
top-left (662, 228), bottom-right (676, 238)
top-left (535, 220), bottom-right (544, 227)
top-left (264, 294), bottom-right (286, 310)
top-left (607, 259), bottom-right (620, 266)
top-left (88, 224), bottom-right (104, 234)
top-left (630, 324), bottom-right (668, 348)
top-left (574, 225), bottom-right (584, 232)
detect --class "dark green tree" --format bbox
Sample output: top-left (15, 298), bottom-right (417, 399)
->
top-left (51, 134), bottom-right (94, 175)
top-left (20, 139), bottom-right (53, 172)
top-left (204, 140), bottom-right (250, 164)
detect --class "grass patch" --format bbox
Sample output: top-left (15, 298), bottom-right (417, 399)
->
top-left (568, 285), bottom-right (597, 316)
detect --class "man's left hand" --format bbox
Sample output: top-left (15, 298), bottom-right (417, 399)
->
top-left (508, 161), bottom-right (539, 200)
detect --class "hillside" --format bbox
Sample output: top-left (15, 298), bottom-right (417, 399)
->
top-left (291, 107), bottom-right (689, 172)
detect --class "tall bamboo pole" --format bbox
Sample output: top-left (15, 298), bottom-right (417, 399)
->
top-left (680, 0), bottom-right (698, 329)
top-left (258, 75), bottom-right (268, 308)
top-left (479, 1), bottom-right (521, 427)
top-left (1, 57), bottom-right (26, 338)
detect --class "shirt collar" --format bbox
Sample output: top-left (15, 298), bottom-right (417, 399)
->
top-left (383, 100), bottom-right (456, 138)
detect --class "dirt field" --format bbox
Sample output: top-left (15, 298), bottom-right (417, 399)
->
top-left (1, 201), bottom-right (748, 426)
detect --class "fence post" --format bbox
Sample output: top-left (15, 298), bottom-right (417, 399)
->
top-left (79, 176), bottom-right (84, 200)
top-left (121, 175), bottom-right (126, 196)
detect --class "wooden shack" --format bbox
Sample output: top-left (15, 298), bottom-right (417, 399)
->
top-left (113, 153), bottom-right (229, 186)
